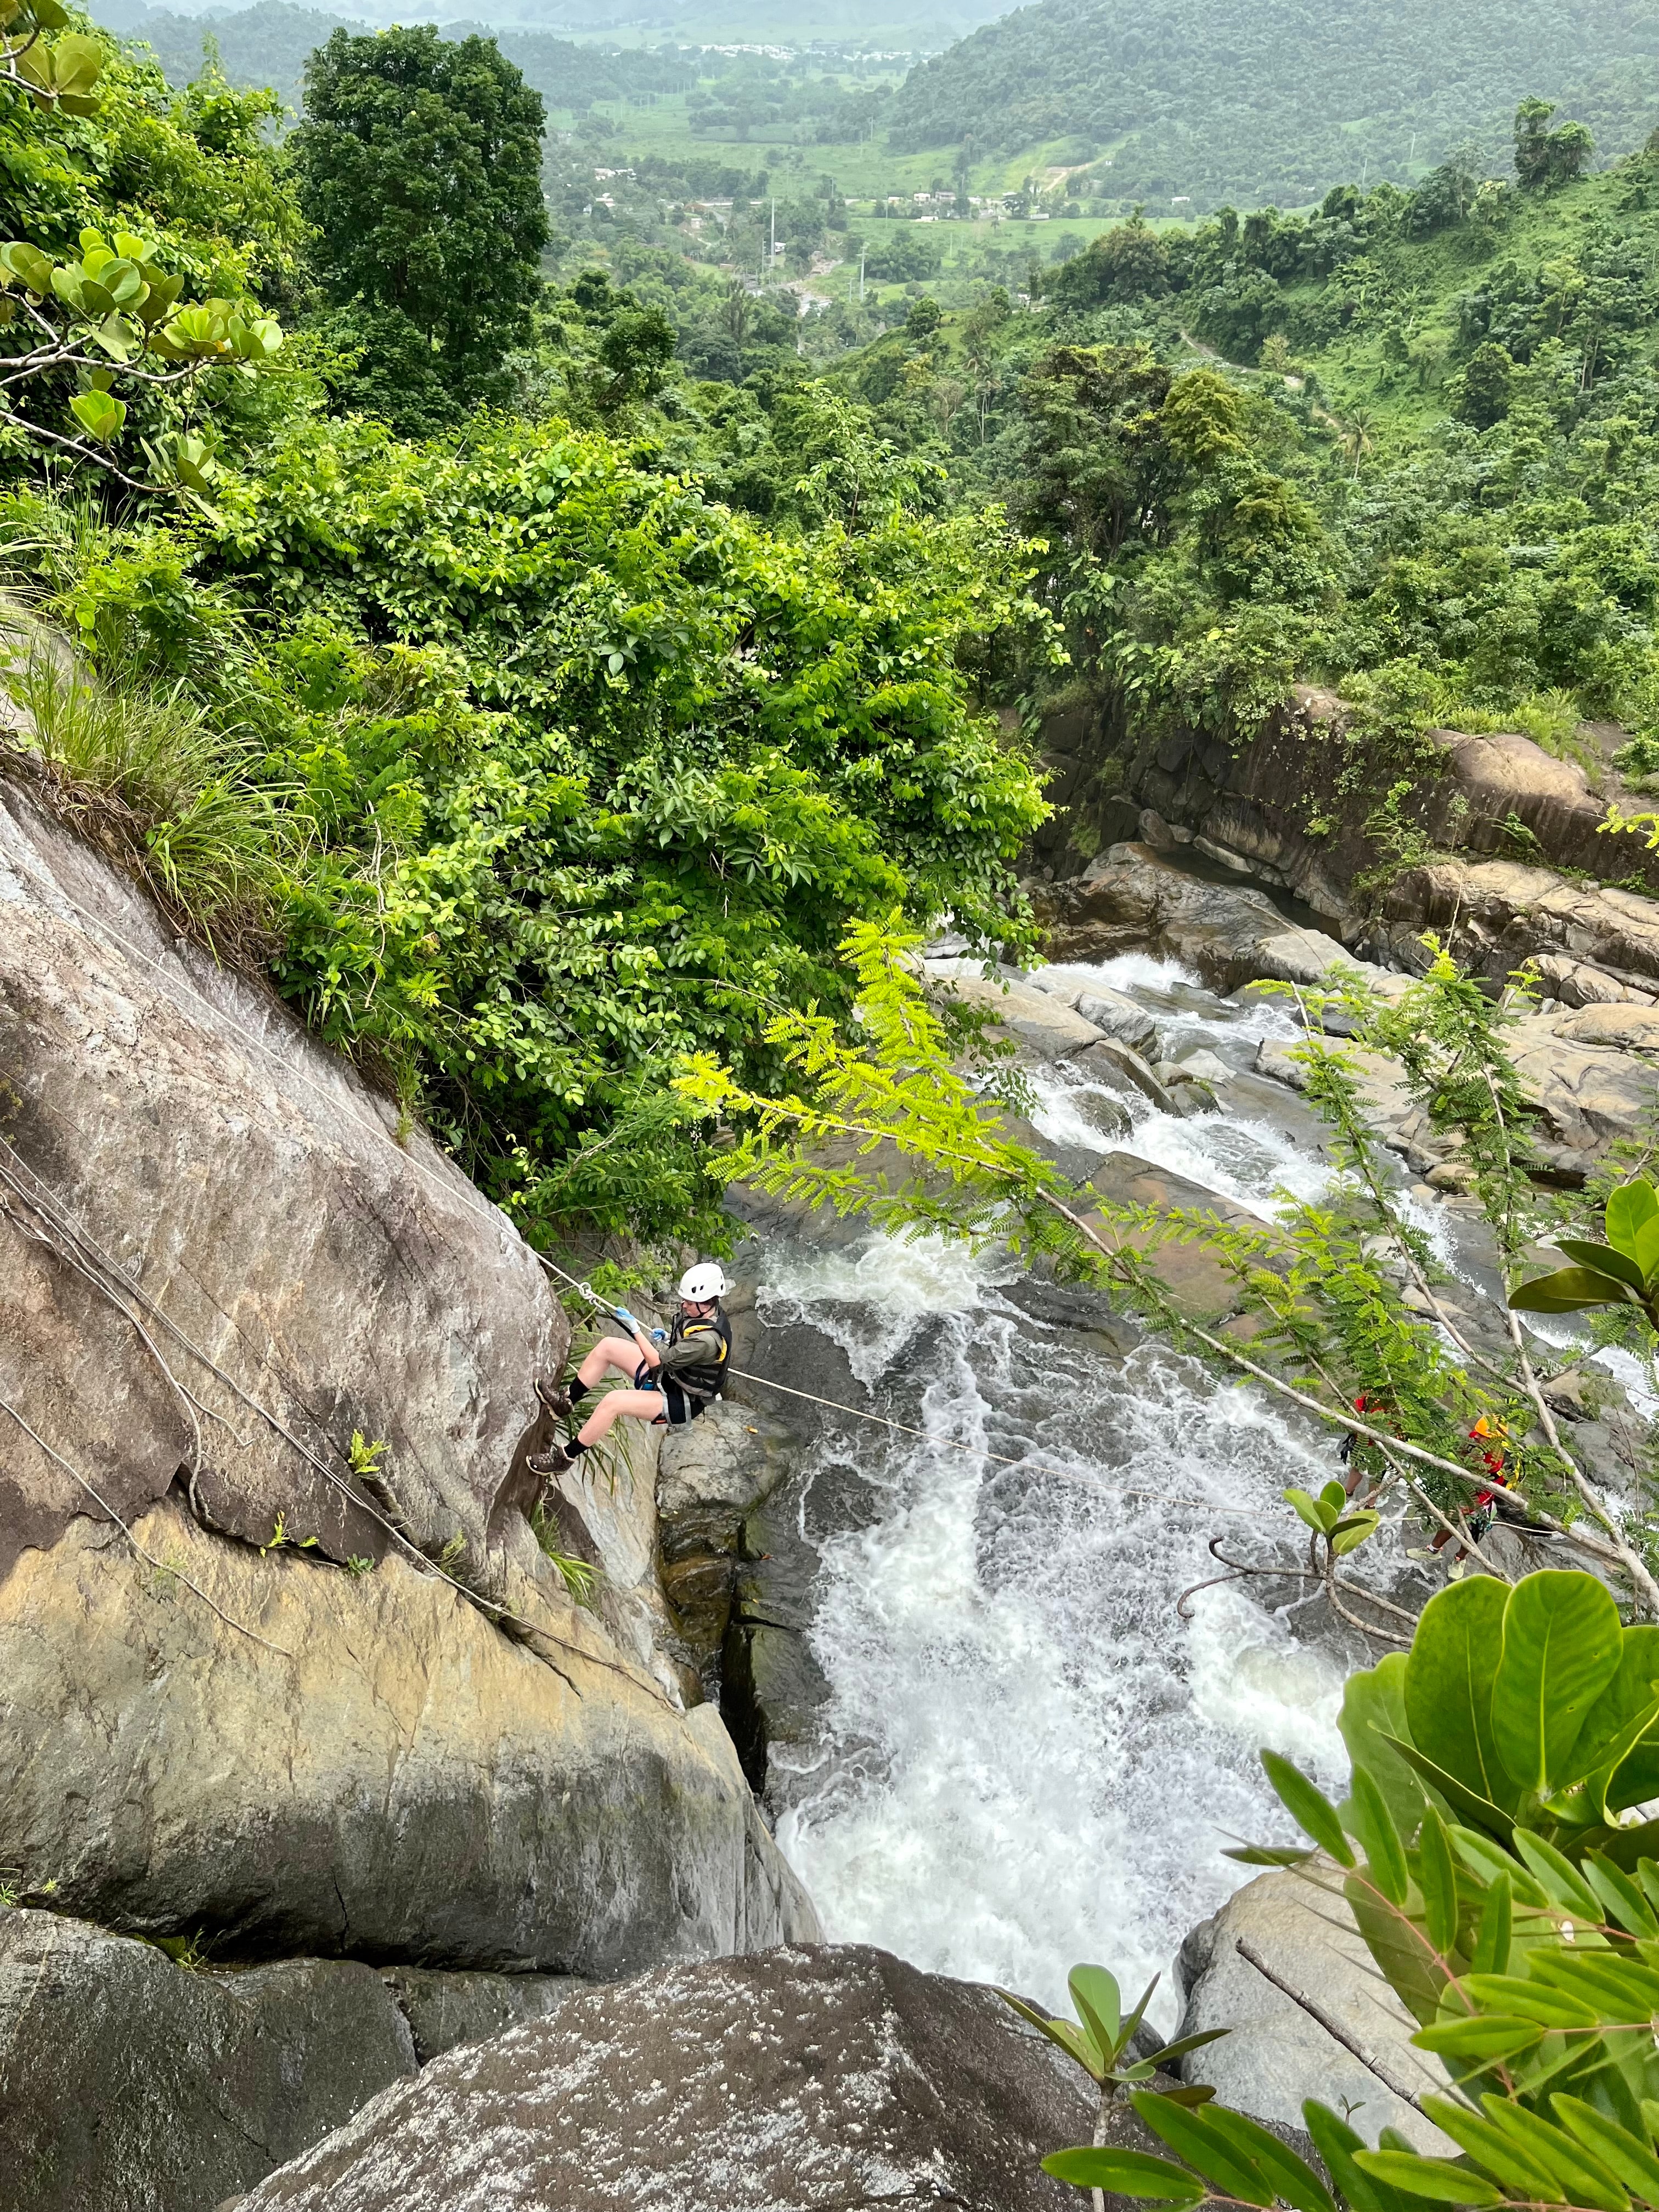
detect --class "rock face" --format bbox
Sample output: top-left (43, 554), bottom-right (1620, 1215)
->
top-left (0, 1906), bottom-right (419, 2212)
top-left (0, 770), bottom-right (560, 1576)
top-left (235, 1944), bottom-right (1094, 2212)
top-left (1376, 857), bottom-right (1659, 1002)
top-left (0, 1498), bottom-right (817, 1972)
top-left (0, 768), bottom-right (822, 2210)
top-left (1176, 1864), bottom-right (1449, 2152)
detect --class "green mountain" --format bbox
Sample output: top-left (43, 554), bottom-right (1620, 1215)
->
top-left (886, 0), bottom-right (1659, 211)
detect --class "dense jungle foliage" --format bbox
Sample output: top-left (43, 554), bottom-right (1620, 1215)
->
top-left (13, 0), bottom-right (1659, 1258)
top-left (889, 0), bottom-right (1659, 205)
top-left (0, 9), bottom-right (1055, 1255)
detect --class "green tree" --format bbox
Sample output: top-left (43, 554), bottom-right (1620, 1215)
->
top-left (1455, 341), bottom-right (1516, 428)
top-left (291, 26), bottom-right (548, 416)
top-left (1514, 96), bottom-right (1594, 191)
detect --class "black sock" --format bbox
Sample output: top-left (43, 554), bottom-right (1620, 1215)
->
top-left (568, 1382), bottom-right (591, 1408)
top-left (567, 1436), bottom-right (590, 1456)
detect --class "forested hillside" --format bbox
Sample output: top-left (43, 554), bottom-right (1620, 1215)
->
top-left (0, 8), bottom-right (1053, 1258)
top-left (825, 120), bottom-right (1659, 808)
top-left (888, 0), bottom-right (1659, 207)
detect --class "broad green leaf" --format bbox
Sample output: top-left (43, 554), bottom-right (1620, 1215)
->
top-left (1511, 1828), bottom-right (1601, 1920)
top-left (1194, 2103), bottom-right (1336, 2212)
top-left (1261, 1750), bottom-right (1354, 1866)
top-left (1458, 1974), bottom-right (1599, 2028)
top-left (1417, 1808), bottom-right (1460, 1956)
top-left (1340, 1655), bottom-right (1426, 1839)
top-left (1351, 2153), bottom-right (1503, 2205)
top-left (1524, 1947), bottom-right (1659, 2012)
top-left (1384, 1737), bottom-right (1514, 1842)
top-left (1350, 1763), bottom-right (1409, 1906)
top-left (1605, 1177), bottom-right (1659, 1258)
top-left (68, 388), bottom-right (125, 443)
top-left (1492, 1572), bottom-right (1623, 1796)
top-left (1509, 1265), bottom-right (1640, 1312)
top-left (1423, 2095), bottom-right (1570, 2199)
top-left (1571, 1626), bottom-right (1659, 1812)
top-left (1130, 2090), bottom-right (1275, 2204)
top-left (0, 239), bottom-right (50, 293)
top-left (1146, 2028), bottom-right (1230, 2068)
top-left (1412, 2013), bottom-right (1544, 2059)
top-left (1555, 1239), bottom-right (1648, 1291)
top-left (1120, 1973), bottom-right (1159, 2051)
top-left (1347, 1872), bottom-right (1450, 2029)
top-left (1553, 2098), bottom-right (1659, 2203)
top-left (992, 1989), bottom-right (1099, 2078)
top-left (1471, 1874), bottom-right (1513, 1974)
top-left (1068, 1963), bottom-right (1120, 2067)
top-left (1404, 1580), bottom-right (1514, 1814)
top-left (1332, 1509), bottom-right (1381, 1556)
top-left (1304, 2101), bottom-right (1416, 2212)
top-left (1284, 1486), bottom-right (1336, 1534)
top-left (1041, 2147), bottom-right (1203, 2201)
top-left (1320, 1479), bottom-right (1348, 1511)
top-left (1580, 1851), bottom-right (1658, 1937)
top-left (1222, 1846), bottom-right (1314, 1867)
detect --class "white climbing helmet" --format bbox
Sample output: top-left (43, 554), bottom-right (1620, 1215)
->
top-left (679, 1262), bottom-right (730, 1302)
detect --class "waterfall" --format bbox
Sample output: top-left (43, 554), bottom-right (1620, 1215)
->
top-left (757, 956), bottom-right (1372, 2025)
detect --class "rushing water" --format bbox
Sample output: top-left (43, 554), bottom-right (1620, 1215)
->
top-left (760, 955), bottom-right (1375, 2028)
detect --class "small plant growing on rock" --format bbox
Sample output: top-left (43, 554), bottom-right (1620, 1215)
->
top-left (998, 1968), bottom-right (1226, 2211)
top-left (259, 1513), bottom-right (318, 1558)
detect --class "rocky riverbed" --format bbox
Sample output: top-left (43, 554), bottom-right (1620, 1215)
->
top-left (4, 770), bottom-right (1656, 2210)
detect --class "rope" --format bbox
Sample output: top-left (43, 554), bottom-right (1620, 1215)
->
top-left (534, 1249), bottom-right (1269, 1521)
top-left (22, 855), bottom-right (1277, 1528)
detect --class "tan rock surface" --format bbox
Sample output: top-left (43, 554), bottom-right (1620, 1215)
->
top-left (0, 1500), bottom-right (818, 1970)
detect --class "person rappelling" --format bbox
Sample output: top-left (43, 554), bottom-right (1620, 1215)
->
top-left (528, 1263), bottom-right (733, 1475)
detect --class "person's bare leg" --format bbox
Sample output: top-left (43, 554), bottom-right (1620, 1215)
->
top-left (572, 1389), bottom-right (662, 1448)
top-left (577, 1336), bottom-right (643, 1390)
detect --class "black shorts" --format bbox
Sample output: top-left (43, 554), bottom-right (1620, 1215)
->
top-left (634, 1361), bottom-right (706, 1427)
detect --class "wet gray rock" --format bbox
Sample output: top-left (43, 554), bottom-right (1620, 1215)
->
top-left (1073, 1034), bottom-right (1178, 1109)
top-left (235, 1944), bottom-right (1094, 2212)
top-left (656, 1400), bottom-right (801, 1688)
top-left (0, 1905), bottom-right (417, 2212)
top-left (1176, 1863), bottom-right (1449, 2152)
top-left (930, 968), bottom-right (1106, 1058)
top-left (1075, 986), bottom-right (1159, 1056)
top-left (380, 1966), bottom-right (580, 2064)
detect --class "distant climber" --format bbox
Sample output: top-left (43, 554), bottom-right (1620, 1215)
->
top-left (528, 1264), bottom-right (733, 1475)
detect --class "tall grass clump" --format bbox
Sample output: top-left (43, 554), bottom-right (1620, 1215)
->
top-left (1, 644), bottom-right (288, 961)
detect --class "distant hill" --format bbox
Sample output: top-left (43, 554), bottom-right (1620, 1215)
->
top-left (886, 0), bottom-right (1659, 210)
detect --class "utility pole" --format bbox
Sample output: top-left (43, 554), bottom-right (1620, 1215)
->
top-left (859, 244), bottom-right (866, 302)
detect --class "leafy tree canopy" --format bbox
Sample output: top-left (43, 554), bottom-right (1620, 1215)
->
top-left (290, 24), bottom-right (548, 416)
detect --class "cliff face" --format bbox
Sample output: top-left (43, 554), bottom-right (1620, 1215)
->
top-left (0, 769), bottom-right (817, 2210)
top-left (1031, 689), bottom-right (1659, 1006)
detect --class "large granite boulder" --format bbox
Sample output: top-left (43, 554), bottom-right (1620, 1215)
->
top-left (0, 1905), bottom-right (418, 2212)
top-left (0, 1498), bottom-right (817, 1971)
top-left (1038, 845), bottom-right (1319, 992)
top-left (233, 1944), bottom-right (1094, 2212)
top-left (1176, 1863), bottom-right (1450, 2153)
top-left (0, 768), bottom-right (561, 1576)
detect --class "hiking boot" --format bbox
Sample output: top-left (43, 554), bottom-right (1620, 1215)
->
top-left (535, 1377), bottom-right (573, 1419)
top-left (528, 1442), bottom-right (581, 1476)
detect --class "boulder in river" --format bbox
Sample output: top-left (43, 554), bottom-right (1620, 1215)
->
top-left (233, 1943), bottom-right (1094, 2212)
top-left (1176, 1861), bottom-right (1449, 2151)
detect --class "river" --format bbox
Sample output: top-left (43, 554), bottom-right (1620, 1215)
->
top-left (748, 951), bottom-right (1409, 2029)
